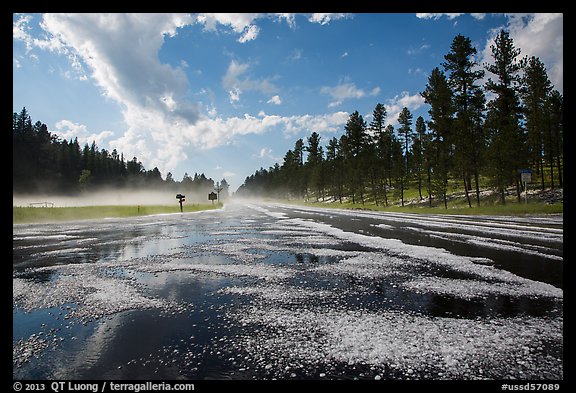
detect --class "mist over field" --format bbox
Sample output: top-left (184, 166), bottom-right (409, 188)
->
top-left (13, 188), bottom-right (215, 207)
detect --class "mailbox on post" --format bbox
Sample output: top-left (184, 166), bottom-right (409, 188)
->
top-left (208, 192), bottom-right (217, 205)
top-left (176, 193), bottom-right (185, 212)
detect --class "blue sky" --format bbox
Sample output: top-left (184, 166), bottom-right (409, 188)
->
top-left (13, 13), bottom-right (563, 192)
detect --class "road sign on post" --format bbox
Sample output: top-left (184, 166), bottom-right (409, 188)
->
top-left (176, 194), bottom-right (185, 212)
top-left (208, 192), bottom-right (217, 205)
top-left (519, 169), bottom-right (532, 204)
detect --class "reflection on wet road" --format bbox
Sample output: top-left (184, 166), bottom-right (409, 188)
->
top-left (13, 202), bottom-right (563, 380)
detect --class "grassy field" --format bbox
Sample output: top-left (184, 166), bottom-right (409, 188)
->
top-left (300, 200), bottom-right (563, 216)
top-left (276, 185), bottom-right (563, 216)
top-left (13, 203), bottom-right (223, 224)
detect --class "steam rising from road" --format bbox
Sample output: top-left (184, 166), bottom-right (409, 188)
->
top-left (13, 188), bottom-right (214, 207)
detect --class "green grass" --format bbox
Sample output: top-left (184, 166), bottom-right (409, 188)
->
top-left (309, 200), bottom-right (563, 216)
top-left (277, 185), bottom-right (562, 216)
top-left (13, 203), bottom-right (223, 224)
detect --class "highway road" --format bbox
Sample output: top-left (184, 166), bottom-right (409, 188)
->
top-left (13, 202), bottom-right (563, 380)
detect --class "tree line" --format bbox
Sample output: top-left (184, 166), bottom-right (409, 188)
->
top-left (12, 107), bottom-right (230, 200)
top-left (237, 30), bottom-right (563, 207)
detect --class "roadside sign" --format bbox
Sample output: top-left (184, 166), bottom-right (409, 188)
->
top-left (176, 194), bottom-right (185, 212)
top-left (519, 169), bottom-right (532, 183)
top-left (519, 169), bottom-right (531, 204)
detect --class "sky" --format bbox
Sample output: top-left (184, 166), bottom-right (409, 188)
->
top-left (13, 13), bottom-right (563, 192)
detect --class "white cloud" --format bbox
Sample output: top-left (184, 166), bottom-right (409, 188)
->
top-left (195, 13), bottom-right (349, 43)
top-left (238, 24), bottom-right (260, 43)
top-left (195, 13), bottom-right (262, 43)
top-left (385, 91), bottom-right (426, 127)
top-left (222, 60), bottom-right (278, 104)
top-left (408, 67), bottom-right (426, 77)
top-left (321, 81), bottom-right (380, 107)
top-left (487, 13), bottom-right (563, 92)
top-left (14, 13), bottom-right (352, 178)
top-left (53, 119), bottom-right (114, 147)
top-left (307, 13), bottom-right (351, 25)
top-left (267, 95), bottom-right (282, 105)
top-left (416, 13), bottom-right (464, 20)
top-left (288, 49), bottom-right (302, 62)
top-left (259, 147), bottom-right (272, 158)
top-left (252, 147), bottom-right (283, 162)
top-left (416, 13), bottom-right (485, 21)
top-left (253, 147), bottom-right (279, 161)
top-left (407, 43), bottom-right (430, 55)
top-left (34, 13), bottom-right (198, 122)
top-left (281, 111), bottom-right (350, 135)
top-left (17, 13), bottom-right (203, 176)
top-left (414, 13), bottom-right (563, 93)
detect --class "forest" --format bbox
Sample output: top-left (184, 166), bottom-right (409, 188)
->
top-left (236, 30), bottom-right (563, 207)
top-left (12, 108), bottom-right (230, 200)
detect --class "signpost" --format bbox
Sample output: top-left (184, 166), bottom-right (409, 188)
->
top-left (208, 192), bottom-right (217, 205)
top-left (519, 169), bottom-right (532, 204)
top-left (176, 194), bottom-right (185, 212)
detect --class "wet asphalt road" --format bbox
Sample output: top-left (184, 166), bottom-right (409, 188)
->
top-left (12, 202), bottom-right (563, 380)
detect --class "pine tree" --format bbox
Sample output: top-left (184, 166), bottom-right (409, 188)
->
top-left (412, 116), bottom-right (427, 200)
top-left (306, 132), bottom-right (324, 200)
top-left (421, 67), bottom-right (455, 208)
top-left (326, 137), bottom-right (344, 203)
top-left (443, 34), bottom-right (486, 206)
top-left (369, 103), bottom-right (388, 205)
top-left (344, 111), bottom-right (369, 204)
top-left (546, 90), bottom-right (563, 188)
top-left (397, 107), bottom-right (413, 173)
top-left (396, 107), bottom-right (413, 206)
top-left (484, 30), bottom-right (526, 204)
top-left (521, 56), bottom-right (553, 190)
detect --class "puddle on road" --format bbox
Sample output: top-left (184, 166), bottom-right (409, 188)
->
top-left (13, 207), bottom-right (563, 380)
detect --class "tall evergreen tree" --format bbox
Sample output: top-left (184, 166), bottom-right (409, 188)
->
top-left (421, 67), bottom-right (455, 208)
top-left (521, 56), bottom-right (553, 190)
top-left (396, 107), bottom-right (413, 206)
top-left (397, 107), bottom-right (413, 173)
top-left (412, 116), bottom-right (427, 200)
top-left (369, 103), bottom-right (388, 205)
top-left (326, 137), bottom-right (345, 203)
top-left (484, 30), bottom-right (526, 204)
top-left (344, 111), bottom-right (369, 158)
top-left (306, 132), bottom-right (324, 200)
top-left (344, 111), bottom-right (369, 204)
top-left (443, 34), bottom-right (486, 206)
top-left (545, 90), bottom-right (563, 188)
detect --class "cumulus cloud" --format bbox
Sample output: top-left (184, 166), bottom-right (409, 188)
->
top-left (480, 13), bottom-right (563, 92)
top-left (53, 119), bottom-right (114, 147)
top-left (195, 13), bottom-right (262, 42)
top-left (258, 147), bottom-right (273, 158)
top-left (308, 13), bottom-right (351, 25)
top-left (321, 81), bottom-right (380, 108)
top-left (415, 13), bottom-right (563, 93)
top-left (194, 13), bottom-right (350, 42)
top-left (13, 13), bottom-right (352, 177)
top-left (416, 13), bottom-right (485, 21)
top-left (416, 13), bottom-right (462, 20)
top-left (222, 60), bottom-right (278, 105)
top-left (238, 24), bottom-right (260, 43)
top-left (267, 95), bottom-right (282, 105)
top-left (385, 91), bottom-right (426, 126)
